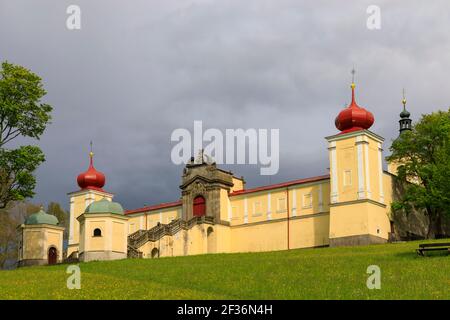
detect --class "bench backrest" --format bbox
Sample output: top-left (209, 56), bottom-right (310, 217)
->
top-left (419, 243), bottom-right (450, 248)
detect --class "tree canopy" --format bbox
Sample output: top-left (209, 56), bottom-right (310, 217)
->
top-left (0, 61), bottom-right (52, 208)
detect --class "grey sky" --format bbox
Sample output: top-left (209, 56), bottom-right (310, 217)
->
top-left (1, 0), bottom-right (449, 211)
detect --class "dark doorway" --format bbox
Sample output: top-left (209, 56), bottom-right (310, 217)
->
top-left (151, 248), bottom-right (159, 258)
top-left (48, 247), bottom-right (57, 265)
top-left (207, 227), bottom-right (215, 254)
top-left (193, 196), bottom-right (206, 217)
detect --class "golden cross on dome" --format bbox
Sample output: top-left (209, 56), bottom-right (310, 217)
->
top-left (90, 140), bottom-right (94, 158)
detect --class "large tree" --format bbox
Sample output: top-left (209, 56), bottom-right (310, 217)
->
top-left (0, 61), bottom-right (52, 209)
top-left (0, 201), bottom-right (40, 269)
top-left (387, 108), bottom-right (450, 238)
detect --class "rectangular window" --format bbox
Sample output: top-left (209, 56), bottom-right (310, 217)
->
top-left (302, 193), bottom-right (313, 209)
top-left (344, 170), bottom-right (352, 186)
top-left (277, 197), bottom-right (286, 213)
top-left (231, 206), bottom-right (239, 220)
top-left (253, 201), bottom-right (262, 216)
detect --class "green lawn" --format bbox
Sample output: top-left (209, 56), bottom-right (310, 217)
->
top-left (1, 239), bottom-right (449, 299)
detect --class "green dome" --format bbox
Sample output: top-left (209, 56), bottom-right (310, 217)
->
top-left (25, 208), bottom-right (59, 226)
top-left (400, 108), bottom-right (410, 118)
top-left (85, 198), bottom-right (124, 215)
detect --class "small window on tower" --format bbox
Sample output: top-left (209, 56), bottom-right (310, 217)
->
top-left (93, 228), bottom-right (102, 237)
top-left (344, 170), bottom-right (352, 186)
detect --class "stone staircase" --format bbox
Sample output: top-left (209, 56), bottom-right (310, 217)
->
top-left (64, 251), bottom-right (79, 263)
top-left (127, 215), bottom-right (215, 258)
top-left (127, 245), bottom-right (143, 259)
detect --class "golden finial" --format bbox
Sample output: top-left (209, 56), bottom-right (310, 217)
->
top-left (89, 141), bottom-right (94, 158)
top-left (351, 67), bottom-right (356, 88)
top-left (402, 88), bottom-right (407, 107)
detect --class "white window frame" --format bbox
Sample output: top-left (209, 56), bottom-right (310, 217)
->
top-left (343, 169), bottom-right (352, 186)
top-left (302, 193), bottom-right (313, 209)
top-left (276, 197), bottom-right (286, 213)
top-left (253, 201), bottom-right (262, 216)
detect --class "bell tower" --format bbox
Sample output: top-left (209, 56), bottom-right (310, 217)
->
top-left (399, 90), bottom-right (412, 134)
top-left (326, 74), bottom-right (391, 246)
top-left (67, 145), bottom-right (113, 257)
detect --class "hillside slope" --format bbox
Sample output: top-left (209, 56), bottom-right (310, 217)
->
top-left (0, 239), bottom-right (449, 299)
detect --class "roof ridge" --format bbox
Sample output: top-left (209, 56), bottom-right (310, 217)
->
top-left (229, 174), bottom-right (330, 196)
top-left (125, 174), bottom-right (330, 215)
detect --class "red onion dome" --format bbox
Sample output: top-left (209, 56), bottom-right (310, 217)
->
top-left (335, 83), bottom-right (374, 134)
top-left (77, 152), bottom-right (106, 190)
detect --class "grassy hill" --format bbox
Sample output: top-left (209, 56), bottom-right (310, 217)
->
top-left (0, 239), bottom-right (449, 300)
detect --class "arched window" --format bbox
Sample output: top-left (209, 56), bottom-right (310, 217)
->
top-left (93, 228), bottom-right (102, 237)
top-left (193, 196), bottom-right (206, 217)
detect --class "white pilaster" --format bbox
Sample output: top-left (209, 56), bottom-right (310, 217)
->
top-left (356, 136), bottom-right (366, 199)
top-left (227, 198), bottom-right (232, 222)
top-left (364, 141), bottom-right (372, 199)
top-left (318, 184), bottom-right (323, 212)
top-left (69, 197), bottom-right (74, 242)
top-left (329, 141), bottom-right (339, 203)
top-left (291, 189), bottom-right (297, 216)
top-left (267, 193), bottom-right (272, 220)
top-left (378, 143), bottom-right (384, 203)
top-left (244, 197), bottom-right (248, 224)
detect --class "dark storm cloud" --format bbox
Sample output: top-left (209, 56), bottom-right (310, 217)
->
top-left (1, 0), bottom-right (449, 210)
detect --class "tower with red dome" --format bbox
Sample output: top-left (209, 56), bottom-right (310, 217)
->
top-left (325, 73), bottom-right (391, 246)
top-left (67, 147), bottom-right (114, 258)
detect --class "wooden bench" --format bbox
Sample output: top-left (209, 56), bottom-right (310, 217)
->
top-left (416, 242), bottom-right (450, 256)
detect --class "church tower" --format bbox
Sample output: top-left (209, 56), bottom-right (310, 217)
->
top-left (67, 147), bottom-right (113, 258)
top-left (387, 92), bottom-right (413, 175)
top-left (326, 74), bottom-right (391, 246)
top-left (399, 90), bottom-right (412, 134)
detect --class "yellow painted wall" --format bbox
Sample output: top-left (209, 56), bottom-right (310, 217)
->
top-left (327, 130), bottom-right (391, 243)
top-left (226, 181), bottom-right (329, 226)
top-left (127, 206), bottom-right (182, 234)
top-left (335, 136), bottom-right (359, 203)
top-left (133, 181), bottom-right (331, 257)
top-left (79, 214), bottom-right (128, 256)
top-left (230, 214), bottom-right (329, 253)
top-left (19, 225), bottom-right (64, 262)
top-left (22, 229), bottom-right (43, 260)
top-left (329, 201), bottom-right (390, 240)
top-left (383, 173), bottom-right (394, 220)
top-left (138, 224), bottom-right (208, 258)
top-left (231, 177), bottom-right (244, 192)
top-left (67, 189), bottom-right (113, 256)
